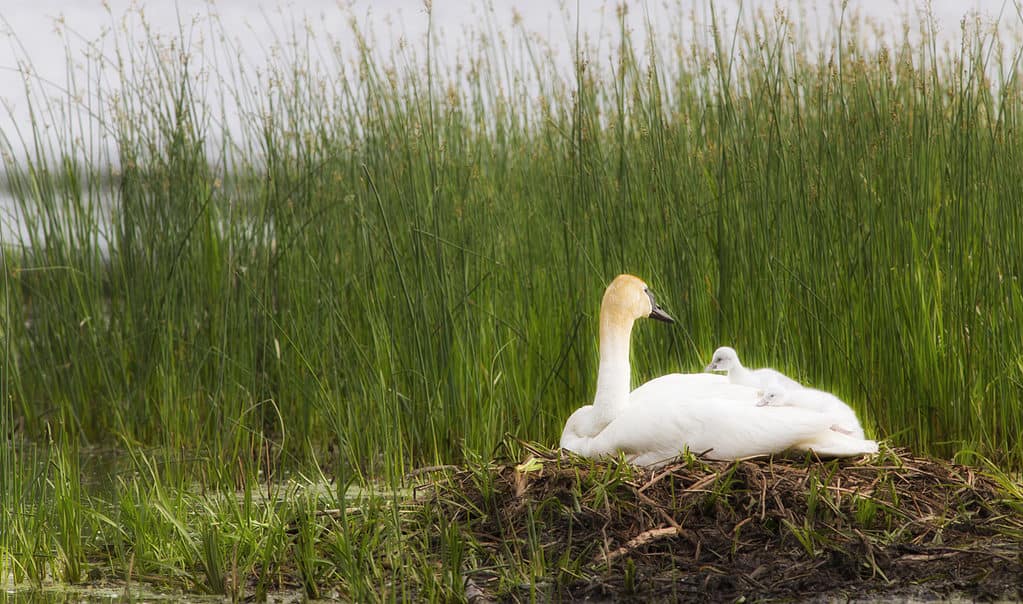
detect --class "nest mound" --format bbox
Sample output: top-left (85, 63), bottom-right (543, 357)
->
top-left (426, 445), bottom-right (1023, 602)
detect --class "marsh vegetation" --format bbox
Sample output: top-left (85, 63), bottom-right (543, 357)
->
top-left (2, 2), bottom-right (1023, 600)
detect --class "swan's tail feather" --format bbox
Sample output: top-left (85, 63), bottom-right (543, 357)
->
top-left (797, 431), bottom-right (878, 457)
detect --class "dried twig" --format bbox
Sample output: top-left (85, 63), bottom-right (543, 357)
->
top-left (601, 527), bottom-right (680, 563)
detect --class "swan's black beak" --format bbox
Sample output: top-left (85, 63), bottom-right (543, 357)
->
top-left (646, 290), bottom-right (675, 323)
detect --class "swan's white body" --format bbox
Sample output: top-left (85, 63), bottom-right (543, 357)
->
top-left (757, 386), bottom-right (868, 441)
top-left (559, 275), bottom-right (878, 468)
top-left (704, 346), bottom-right (802, 391)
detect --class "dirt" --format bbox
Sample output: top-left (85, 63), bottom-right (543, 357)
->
top-left (426, 445), bottom-right (1023, 602)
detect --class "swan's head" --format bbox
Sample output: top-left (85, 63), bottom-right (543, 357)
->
top-left (704, 346), bottom-right (740, 373)
top-left (601, 274), bottom-right (674, 325)
top-left (755, 385), bottom-right (787, 407)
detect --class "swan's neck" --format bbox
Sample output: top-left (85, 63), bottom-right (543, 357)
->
top-left (592, 308), bottom-right (635, 425)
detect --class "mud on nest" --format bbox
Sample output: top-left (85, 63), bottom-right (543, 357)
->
top-left (418, 443), bottom-right (1023, 602)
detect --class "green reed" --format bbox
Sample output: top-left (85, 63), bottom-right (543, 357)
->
top-left (1, 8), bottom-right (1023, 588)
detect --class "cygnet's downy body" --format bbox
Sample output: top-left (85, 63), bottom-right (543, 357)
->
top-left (704, 346), bottom-right (802, 391)
top-left (757, 386), bottom-right (867, 441)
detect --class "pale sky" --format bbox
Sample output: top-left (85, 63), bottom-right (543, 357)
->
top-left (1, 0), bottom-right (1019, 163)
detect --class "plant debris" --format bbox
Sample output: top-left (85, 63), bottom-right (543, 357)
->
top-left (422, 443), bottom-right (1023, 602)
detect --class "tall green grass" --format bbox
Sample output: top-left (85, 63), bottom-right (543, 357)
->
top-left (2, 2), bottom-right (1023, 495)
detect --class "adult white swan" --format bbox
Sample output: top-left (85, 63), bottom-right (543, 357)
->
top-left (559, 274), bottom-right (879, 467)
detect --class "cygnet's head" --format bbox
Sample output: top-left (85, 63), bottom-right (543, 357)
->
top-left (755, 385), bottom-right (788, 407)
top-left (704, 346), bottom-right (740, 373)
top-left (600, 274), bottom-right (674, 325)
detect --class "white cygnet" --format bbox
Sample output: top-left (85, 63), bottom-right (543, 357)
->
top-left (704, 346), bottom-right (802, 391)
top-left (756, 385), bottom-right (866, 440)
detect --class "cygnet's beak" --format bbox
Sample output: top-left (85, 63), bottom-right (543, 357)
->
top-left (704, 362), bottom-right (717, 372)
top-left (645, 290), bottom-right (674, 323)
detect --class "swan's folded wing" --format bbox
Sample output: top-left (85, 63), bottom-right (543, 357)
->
top-left (590, 400), bottom-right (841, 466)
top-left (756, 368), bottom-right (803, 390)
top-left (787, 389), bottom-right (868, 441)
top-left (629, 373), bottom-right (756, 406)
